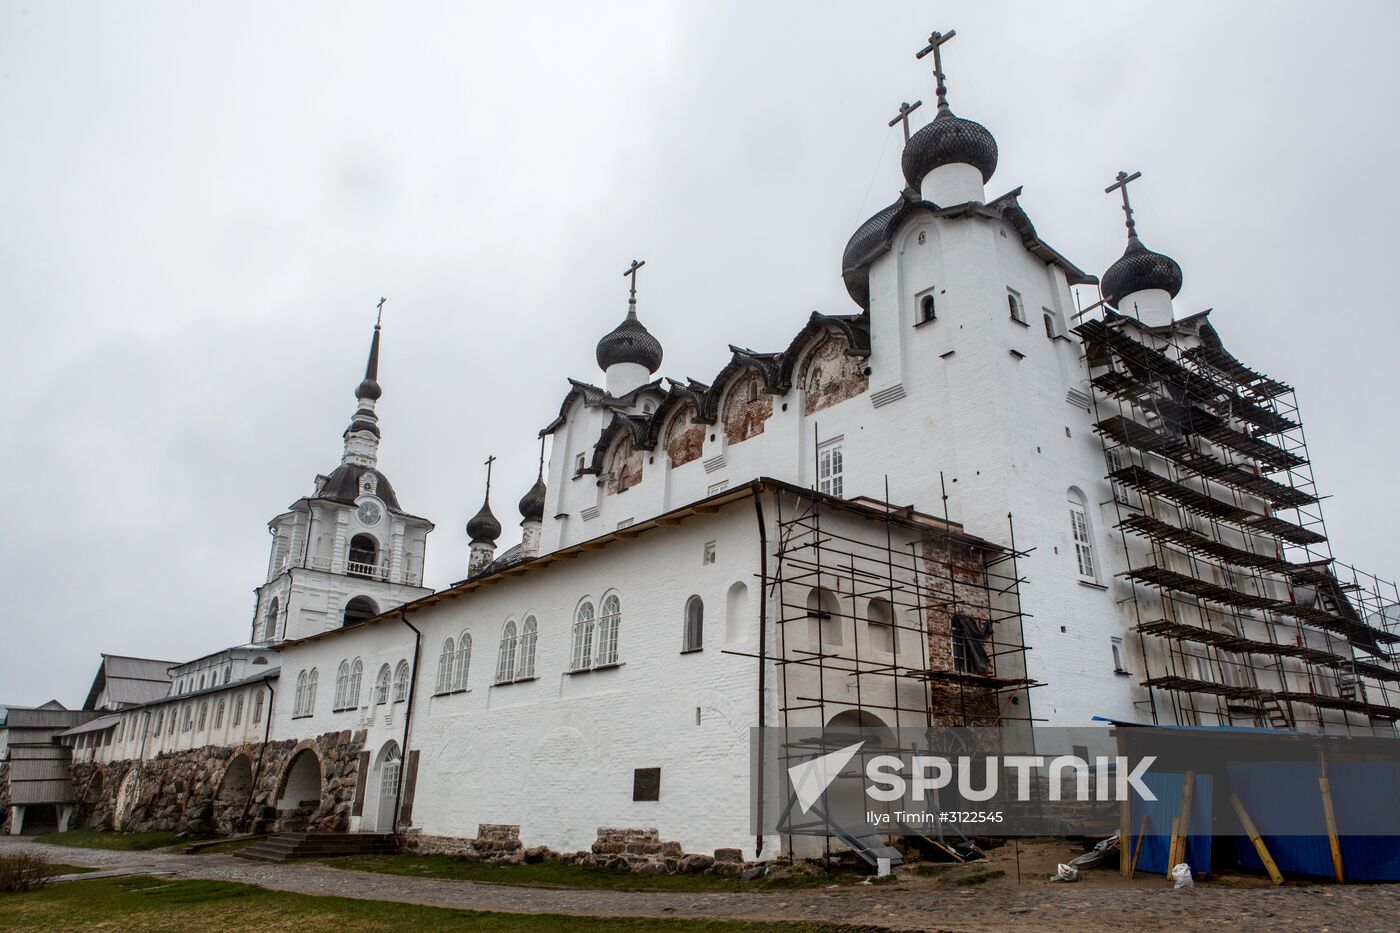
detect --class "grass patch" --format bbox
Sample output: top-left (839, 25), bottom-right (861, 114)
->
top-left (322, 853), bottom-right (867, 892)
top-left (0, 874), bottom-right (851, 931)
top-left (34, 829), bottom-right (186, 851)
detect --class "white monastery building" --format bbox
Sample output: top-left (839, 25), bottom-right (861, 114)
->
top-left (5, 31), bottom-right (1398, 866)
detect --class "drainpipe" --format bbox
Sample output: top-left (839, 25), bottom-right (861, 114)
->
top-left (752, 487), bottom-right (769, 859)
top-left (393, 609), bottom-right (422, 836)
top-left (241, 678), bottom-right (276, 828)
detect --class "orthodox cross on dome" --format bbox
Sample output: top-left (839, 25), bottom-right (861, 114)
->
top-left (1105, 170), bottom-right (1143, 240)
top-left (375, 296), bottom-right (386, 327)
top-left (915, 28), bottom-right (957, 113)
top-left (483, 454), bottom-right (496, 497)
top-left (623, 259), bottom-right (646, 315)
top-left (536, 435), bottom-right (546, 479)
top-left (888, 99), bottom-right (923, 143)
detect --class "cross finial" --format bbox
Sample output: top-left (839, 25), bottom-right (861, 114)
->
top-left (375, 297), bottom-right (386, 327)
top-left (537, 436), bottom-right (546, 479)
top-left (1105, 170), bottom-right (1143, 240)
top-left (916, 29), bottom-right (957, 114)
top-left (623, 259), bottom-right (646, 317)
top-left (483, 454), bottom-right (496, 497)
top-left (888, 100), bottom-right (924, 143)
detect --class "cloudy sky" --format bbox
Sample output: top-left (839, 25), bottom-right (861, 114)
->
top-left (3, 1), bottom-right (1397, 707)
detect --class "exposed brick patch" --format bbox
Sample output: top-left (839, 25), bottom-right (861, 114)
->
top-left (605, 434), bottom-right (644, 495)
top-left (722, 372), bottom-right (774, 446)
top-left (922, 538), bottom-right (1001, 726)
top-left (799, 332), bottom-right (869, 415)
top-left (663, 403), bottom-right (705, 468)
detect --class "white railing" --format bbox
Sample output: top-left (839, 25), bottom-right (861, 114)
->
top-left (271, 555), bottom-right (421, 587)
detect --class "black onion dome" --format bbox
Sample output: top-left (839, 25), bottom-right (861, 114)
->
top-left (518, 477), bottom-right (546, 523)
top-left (596, 311), bottom-right (663, 373)
top-left (841, 199), bottom-right (903, 310)
top-left (466, 499), bottom-right (501, 543)
top-left (901, 109), bottom-right (998, 191)
top-left (315, 463), bottom-right (402, 511)
top-left (345, 418), bottom-right (380, 438)
top-left (1101, 237), bottom-right (1183, 309)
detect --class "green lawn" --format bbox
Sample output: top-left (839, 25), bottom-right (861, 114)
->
top-left (0, 875), bottom-right (851, 932)
top-left (322, 853), bottom-right (874, 892)
top-left (34, 829), bottom-right (186, 851)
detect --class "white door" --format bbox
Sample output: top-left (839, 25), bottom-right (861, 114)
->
top-left (375, 754), bottom-right (400, 832)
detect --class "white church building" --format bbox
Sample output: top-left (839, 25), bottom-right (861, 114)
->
top-left (7, 31), bottom-right (1398, 864)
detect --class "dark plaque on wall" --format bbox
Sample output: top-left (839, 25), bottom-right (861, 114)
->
top-left (633, 767), bottom-right (661, 801)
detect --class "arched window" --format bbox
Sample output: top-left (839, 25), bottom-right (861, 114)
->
top-left (182, 705), bottom-right (193, 732)
top-left (1068, 487), bottom-right (1097, 582)
top-left (571, 602), bottom-right (595, 670)
top-left (920, 294), bottom-right (936, 323)
top-left (683, 596), bottom-right (704, 652)
top-left (344, 596), bottom-right (379, 627)
top-left (597, 595), bottom-right (621, 666)
top-left (807, 587), bottom-right (843, 646)
top-left (335, 661), bottom-right (351, 709)
top-left (348, 534), bottom-right (378, 577)
top-left (197, 702), bottom-right (209, 731)
top-left (294, 671), bottom-right (308, 717)
top-left (232, 696), bottom-right (243, 727)
top-left (306, 668), bottom-right (319, 716)
top-left (496, 620), bottom-right (519, 684)
top-left (393, 661), bottom-right (410, 702)
top-left (214, 699), bottom-right (226, 729)
top-left (264, 596), bottom-right (280, 642)
top-left (348, 659), bottom-right (363, 708)
top-left (223, 664), bottom-right (232, 684)
top-left (518, 617), bottom-right (537, 679)
top-left (436, 638), bottom-right (455, 694)
top-left (1044, 310), bottom-right (1058, 339)
top-left (375, 664), bottom-right (391, 704)
top-left (867, 598), bottom-right (895, 653)
top-left (153, 710), bottom-right (164, 735)
top-left (252, 690), bottom-right (264, 723)
top-left (453, 633), bottom-right (471, 691)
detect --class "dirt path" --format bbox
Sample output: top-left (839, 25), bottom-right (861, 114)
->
top-left (4, 836), bottom-right (1397, 932)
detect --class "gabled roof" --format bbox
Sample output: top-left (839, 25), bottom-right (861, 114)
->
top-left (83, 654), bottom-right (179, 711)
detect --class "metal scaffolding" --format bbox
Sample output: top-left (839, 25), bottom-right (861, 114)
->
top-left (1075, 310), bottom-right (1400, 733)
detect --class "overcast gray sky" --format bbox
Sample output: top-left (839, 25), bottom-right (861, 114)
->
top-left (3, 1), bottom-right (1397, 708)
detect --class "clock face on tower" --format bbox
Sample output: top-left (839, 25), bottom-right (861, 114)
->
top-left (356, 501), bottom-right (382, 526)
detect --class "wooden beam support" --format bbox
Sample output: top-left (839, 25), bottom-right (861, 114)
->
top-left (1229, 793), bottom-right (1283, 885)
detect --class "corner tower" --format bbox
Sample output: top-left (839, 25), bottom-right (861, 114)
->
top-left (251, 303), bottom-right (435, 643)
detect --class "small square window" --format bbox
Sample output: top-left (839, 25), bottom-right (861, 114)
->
top-left (703, 541), bottom-right (716, 565)
top-left (633, 767), bottom-right (661, 801)
top-left (574, 453), bottom-right (587, 475)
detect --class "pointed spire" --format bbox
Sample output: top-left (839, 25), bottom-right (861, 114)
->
top-left (342, 300), bottom-right (386, 467)
top-left (356, 298), bottom-right (385, 401)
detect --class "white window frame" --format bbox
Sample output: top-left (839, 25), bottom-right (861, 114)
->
top-left (1069, 495), bottom-right (1097, 582)
top-left (375, 664), bottom-right (391, 705)
top-left (496, 620), bottom-right (519, 684)
top-left (1111, 636), bottom-right (1126, 673)
top-left (1007, 287), bottom-right (1026, 324)
top-left (518, 618), bottom-right (537, 679)
top-left (393, 661), bottom-right (410, 702)
top-left (818, 441), bottom-right (844, 498)
top-left (453, 633), bottom-right (471, 691)
top-left (571, 602), bottom-right (595, 670)
top-left (436, 638), bottom-right (455, 695)
top-left (597, 595), bottom-right (621, 666)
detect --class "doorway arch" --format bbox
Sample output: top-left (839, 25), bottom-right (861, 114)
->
top-left (366, 741), bottom-right (402, 833)
top-left (274, 747), bottom-right (324, 831)
top-left (215, 753), bottom-right (255, 833)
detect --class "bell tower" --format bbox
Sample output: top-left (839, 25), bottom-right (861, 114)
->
top-left (251, 302), bottom-right (435, 643)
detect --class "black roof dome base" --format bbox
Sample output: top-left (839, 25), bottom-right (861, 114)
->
top-left (596, 309), bottom-right (664, 373)
top-left (1101, 236), bottom-right (1183, 309)
top-left (900, 108), bottom-right (998, 192)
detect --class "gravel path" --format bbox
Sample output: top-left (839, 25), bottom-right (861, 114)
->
top-left (5, 835), bottom-right (1399, 932)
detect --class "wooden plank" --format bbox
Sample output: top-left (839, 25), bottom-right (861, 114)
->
top-left (1129, 813), bottom-right (1149, 880)
top-left (1229, 793), bottom-right (1283, 885)
top-left (1319, 754), bottom-right (1345, 884)
top-left (1120, 799), bottom-right (1132, 877)
top-left (1167, 815), bottom-right (1182, 872)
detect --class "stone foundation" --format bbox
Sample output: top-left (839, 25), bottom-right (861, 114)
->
top-left (404, 824), bottom-right (784, 878)
top-left (68, 730), bottom-right (364, 836)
